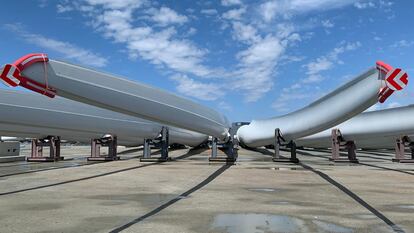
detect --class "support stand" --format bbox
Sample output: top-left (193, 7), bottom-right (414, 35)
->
top-left (208, 137), bottom-right (237, 163)
top-left (329, 129), bottom-right (359, 163)
top-left (272, 128), bottom-right (299, 163)
top-left (27, 136), bottom-right (63, 162)
top-left (142, 139), bottom-right (152, 159)
top-left (209, 124), bottom-right (239, 163)
top-left (87, 135), bottom-right (119, 161)
top-left (140, 127), bottom-right (171, 162)
top-left (392, 136), bottom-right (414, 163)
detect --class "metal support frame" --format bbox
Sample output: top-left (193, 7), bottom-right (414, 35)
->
top-left (143, 139), bottom-right (152, 159)
top-left (208, 137), bottom-right (237, 163)
top-left (210, 137), bottom-right (218, 159)
top-left (208, 123), bottom-right (238, 163)
top-left (87, 135), bottom-right (119, 161)
top-left (27, 136), bottom-right (63, 162)
top-left (330, 128), bottom-right (358, 163)
top-left (161, 126), bottom-right (169, 159)
top-left (392, 136), bottom-right (414, 163)
top-left (272, 128), bottom-right (299, 163)
top-left (140, 127), bottom-right (171, 162)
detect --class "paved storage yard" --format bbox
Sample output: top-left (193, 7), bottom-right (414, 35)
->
top-left (0, 145), bottom-right (413, 233)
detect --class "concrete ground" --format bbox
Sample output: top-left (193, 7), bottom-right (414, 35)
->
top-left (0, 144), bottom-right (413, 233)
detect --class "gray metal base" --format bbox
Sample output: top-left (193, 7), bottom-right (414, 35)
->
top-left (0, 155), bottom-right (26, 163)
top-left (392, 158), bottom-right (414, 163)
top-left (27, 156), bottom-right (64, 162)
top-left (272, 158), bottom-right (299, 163)
top-left (87, 156), bottom-right (120, 161)
top-left (329, 158), bottom-right (359, 163)
top-left (140, 157), bottom-right (171, 162)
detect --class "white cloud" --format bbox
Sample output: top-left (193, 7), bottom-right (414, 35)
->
top-left (379, 0), bottom-right (393, 7)
top-left (38, 0), bottom-right (48, 8)
top-left (391, 40), bottom-right (414, 48)
top-left (305, 57), bottom-right (333, 77)
top-left (185, 27), bottom-right (197, 37)
top-left (231, 22), bottom-right (260, 44)
top-left (259, 0), bottom-right (358, 21)
top-left (221, 5), bottom-right (301, 102)
top-left (260, 1), bottom-right (278, 22)
top-left (4, 24), bottom-right (108, 67)
top-left (354, 1), bottom-right (375, 9)
top-left (218, 101), bottom-right (232, 111)
top-left (85, 0), bottom-right (144, 9)
top-left (74, 1), bottom-right (215, 77)
top-left (148, 7), bottom-right (188, 26)
top-left (222, 7), bottom-right (246, 20)
top-left (201, 9), bottom-right (218, 15)
top-left (272, 90), bottom-right (314, 112)
top-left (234, 35), bottom-right (289, 102)
top-left (170, 74), bottom-right (223, 101)
top-left (303, 41), bottom-right (361, 83)
top-left (354, 0), bottom-right (393, 10)
top-left (57, 4), bottom-right (74, 13)
top-left (221, 0), bottom-right (243, 7)
top-left (237, 36), bottom-right (284, 66)
top-left (321, 19), bottom-right (334, 28)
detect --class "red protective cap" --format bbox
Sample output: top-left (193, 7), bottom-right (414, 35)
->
top-left (376, 61), bottom-right (409, 103)
top-left (0, 53), bottom-right (55, 98)
top-left (376, 61), bottom-right (394, 103)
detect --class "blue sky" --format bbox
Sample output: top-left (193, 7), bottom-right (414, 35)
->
top-left (0, 0), bottom-right (413, 122)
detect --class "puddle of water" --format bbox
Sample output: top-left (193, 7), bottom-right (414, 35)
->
top-left (312, 220), bottom-right (354, 233)
top-left (211, 213), bottom-right (307, 233)
top-left (397, 205), bottom-right (414, 209)
top-left (248, 188), bottom-right (278, 192)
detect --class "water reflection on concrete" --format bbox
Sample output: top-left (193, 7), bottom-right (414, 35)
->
top-left (270, 201), bottom-right (290, 205)
top-left (211, 214), bottom-right (355, 233)
top-left (211, 213), bottom-right (307, 233)
top-left (247, 188), bottom-right (279, 192)
top-left (312, 220), bottom-right (354, 233)
top-left (397, 204), bottom-right (414, 210)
